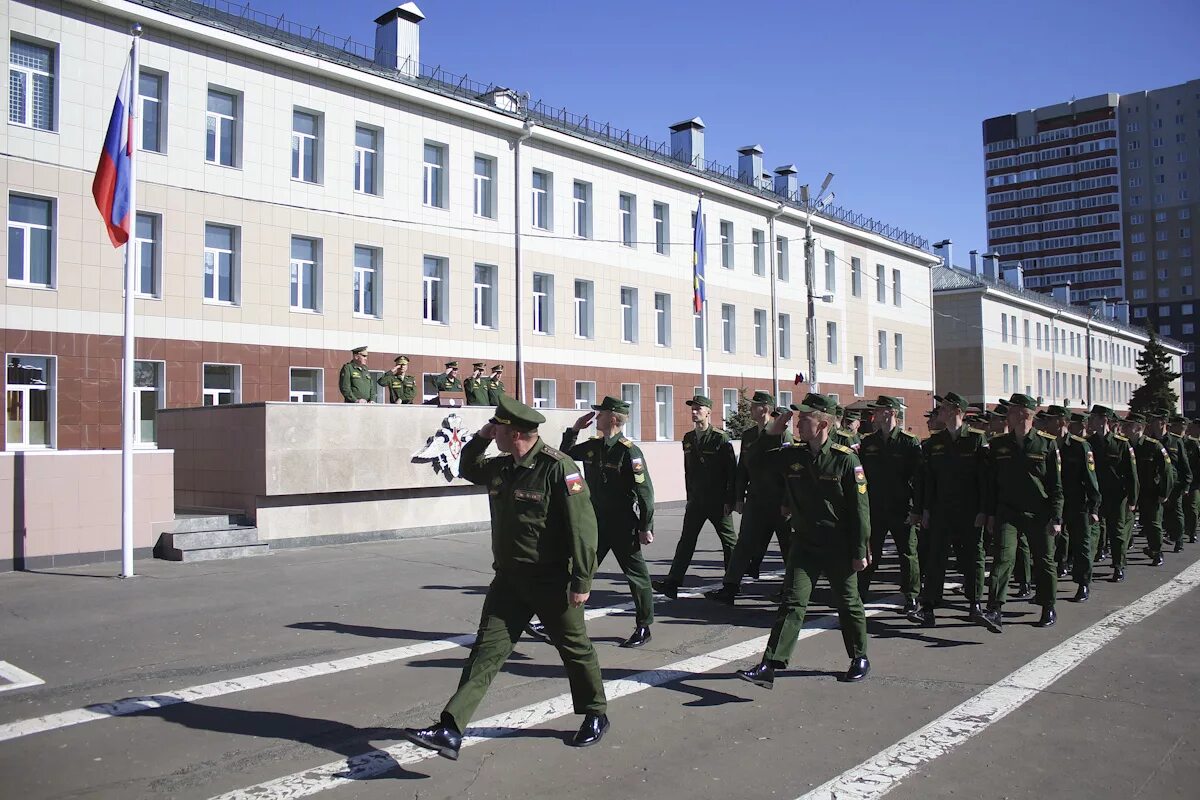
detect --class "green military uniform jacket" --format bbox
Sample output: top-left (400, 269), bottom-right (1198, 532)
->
top-left (377, 372), bottom-right (417, 404)
top-left (924, 423), bottom-right (989, 519)
top-left (682, 425), bottom-right (736, 508)
top-left (984, 430), bottom-right (1064, 521)
top-left (486, 378), bottom-right (506, 405)
top-left (1161, 432), bottom-right (1192, 498)
top-left (734, 424), bottom-right (793, 506)
top-left (1088, 431), bottom-right (1139, 507)
top-left (1132, 436), bottom-right (1175, 503)
top-left (433, 374), bottom-right (463, 394)
top-left (858, 425), bottom-right (922, 518)
top-left (1058, 433), bottom-right (1101, 515)
top-left (764, 437), bottom-right (870, 559)
top-left (338, 361), bottom-right (374, 402)
top-left (463, 377), bottom-right (491, 406)
top-left (912, 436), bottom-right (935, 516)
top-left (560, 429), bottom-right (654, 531)
top-left (833, 428), bottom-right (861, 452)
top-left (1185, 436), bottom-right (1200, 492)
top-left (458, 434), bottom-right (599, 594)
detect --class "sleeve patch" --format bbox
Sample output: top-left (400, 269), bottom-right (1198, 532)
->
top-left (853, 465), bottom-right (867, 484)
top-left (631, 457), bottom-right (645, 473)
top-left (1086, 451), bottom-right (1096, 471)
top-left (633, 473), bottom-right (646, 484)
top-left (565, 472), bottom-right (585, 494)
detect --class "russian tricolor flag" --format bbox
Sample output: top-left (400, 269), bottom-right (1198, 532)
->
top-left (92, 48), bottom-right (135, 248)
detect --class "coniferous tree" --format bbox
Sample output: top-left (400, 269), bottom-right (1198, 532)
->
top-left (1129, 328), bottom-right (1180, 413)
top-left (724, 388), bottom-right (756, 439)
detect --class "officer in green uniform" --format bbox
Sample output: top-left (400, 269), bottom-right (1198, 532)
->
top-left (833, 406), bottom-right (862, 452)
top-left (652, 395), bottom-right (737, 598)
top-left (1087, 405), bottom-right (1138, 582)
top-left (400, 395), bottom-right (608, 759)
top-left (557, 396), bottom-right (657, 647)
top-left (734, 393), bottom-right (871, 688)
top-left (1039, 406), bottom-right (1101, 602)
top-left (1150, 409), bottom-right (1192, 554)
top-left (912, 408), bottom-right (944, 584)
top-left (486, 364), bottom-right (506, 405)
top-left (338, 345), bottom-right (375, 403)
top-left (1181, 417), bottom-right (1200, 544)
top-left (979, 393), bottom-right (1064, 633)
top-left (988, 401), bottom-right (1031, 595)
top-left (377, 355), bottom-right (418, 404)
top-left (705, 392), bottom-right (792, 605)
top-left (857, 395), bottom-right (922, 611)
top-left (914, 392), bottom-right (988, 627)
top-left (1123, 411), bottom-right (1175, 566)
top-left (433, 361), bottom-right (463, 397)
top-left (463, 362), bottom-right (491, 406)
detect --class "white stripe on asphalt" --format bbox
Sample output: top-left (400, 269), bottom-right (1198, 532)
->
top-left (0, 662), bottom-right (45, 693)
top-left (208, 604), bottom-right (892, 800)
top-left (0, 571), bottom-right (795, 744)
top-left (798, 559), bottom-right (1200, 800)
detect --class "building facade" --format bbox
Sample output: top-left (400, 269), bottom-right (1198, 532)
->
top-left (2, 0), bottom-right (938, 452)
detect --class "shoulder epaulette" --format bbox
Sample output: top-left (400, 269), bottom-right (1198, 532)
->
top-left (1070, 434), bottom-right (1088, 443)
top-left (966, 427), bottom-right (987, 436)
top-left (619, 437), bottom-right (633, 448)
top-left (1145, 436), bottom-right (1162, 446)
top-left (900, 429), bottom-right (919, 439)
top-left (540, 445), bottom-right (567, 460)
top-left (589, 434), bottom-right (602, 440)
top-left (1037, 430), bottom-right (1057, 440)
top-left (1115, 433), bottom-right (1128, 441)
top-left (831, 443), bottom-right (855, 455)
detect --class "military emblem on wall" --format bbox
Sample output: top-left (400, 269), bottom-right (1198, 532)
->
top-left (412, 413), bottom-right (474, 481)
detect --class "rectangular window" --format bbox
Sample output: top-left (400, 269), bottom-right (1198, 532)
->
top-left (779, 313), bottom-right (792, 359)
top-left (574, 279), bottom-right (594, 338)
top-left (138, 70), bottom-right (165, 152)
top-left (721, 303), bottom-right (736, 353)
top-left (620, 193), bottom-right (636, 247)
top-left (353, 245), bottom-right (379, 317)
top-left (5, 354), bottom-right (54, 448)
top-left (752, 229), bottom-right (765, 276)
top-left (531, 170), bottom-right (551, 230)
top-left (776, 236), bottom-right (789, 281)
top-left (892, 269), bottom-right (902, 305)
top-left (826, 321), bottom-right (838, 363)
top-left (474, 155), bottom-right (496, 218)
top-left (533, 272), bottom-right (554, 334)
top-left (203, 223), bottom-right (237, 303)
top-left (720, 220), bottom-right (734, 268)
top-left (289, 237), bottom-right (320, 312)
top-left (753, 308), bottom-right (767, 357)
top-left (1003, 363), bottom-right (1010, 393)
top-left (1024, 319), bottom-right (1030, 348)
top-left (205, 88), bottom-right (238, 166)
top-left (422, 255), bottom-right (447, 323)
top-left (779, 390), bottom-right (793, 409)
top-left (575, 381), bottom-right (596, 411)
top-left (653, 202), bottom-right (669, 255)
top-left (202, 363), bottom-right (240, 406)
top-left (876, 264), bottom-right (887, 303)
top-left (621, 384), bottom-right (641, 439)
top-left (532, 379), bottom-right (556, 409)
top-left (655, 385), bottom-right (674, 441)
top-left (877, 330), bottom-right (888, 369)
top-left (573, 181), bottom-right (592, 238)
top-left (134, 360), bottom-right (164, 444)
top-left (853, 355), bottom-right (864, 396)
top-left (894, 333), bottom-right (904, 371)
top-left (824, 249), bottom-right (836, 292)
top-left (621, 286), bottom-right (639, 343)
top-left (694, 312), bottom-right (703, 349)
top-left (291, 109), bottom-right (320, 182)
top-left (654, 292), bottom-right (671, 346)
top-left (423, 142), bottom-right (447, 208)
top-left (289, 367), bottom-right (323, 403)
top-left (134, 212), bottom-right (160, 297)
top-left (8, 194), bottom-right (54, 286)
top-left (354, 126), bottom-right (379, 195)
top-left (851, 257), bottom-right (862, 297)
top-left (1002, 315), bottom-right (1009, 343)
top-left (9, 40), bottom-right (54, 131)
top-left (473, 263), bottom-right (497, 329)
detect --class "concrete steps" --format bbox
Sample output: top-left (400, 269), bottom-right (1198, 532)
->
top-left (156, 509), bottom-right (269, 562)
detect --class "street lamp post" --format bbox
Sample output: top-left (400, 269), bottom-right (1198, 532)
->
top-left (800, 173), bottom-right (834, 394)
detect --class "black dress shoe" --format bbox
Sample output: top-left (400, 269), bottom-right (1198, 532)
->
top-left (620, 625), bottom-right (651, 649)
top-left (1093, 550), bottom-right (1105, 564)
top-left (703, 587), bottom-right (737, 606)
top-left (524, 621), bottom-right (548, 641)
top-left (1013, 583), bottom-right (1033, 600)
top-left (903, 597), bottom-right (919, 615)
top-left (401, 723), bottom-right (461, 760)
top-left (979, 608), bottom-right (1003, 634)
top-left (651, 579), bottom-right (678, 599)
top-left (904, 605), bottom-right (927, 625)
top-left (1152, 552), bottom-right (1165, 566)
top-left (735, 660), bottom-right (781, 689)
top-left (844, 657), bottom-right (870, 682)
top-left (1190, 535), bottom-right (1197, 544)
top-left (1111, 567), bottom-right (1126, 582)
top-left (571, 713), bottom-right (609, 747)
top-left (1072, 584), bottom-right (1089, 603)
top-left (747, 566), bottom-right (761, 581)
top-left (1057, 565), bottom-right (1070, 579)
top-left (1173, 539), bottom-right (1184, 553)
top-left (1036, 607), bottom-right (1057, 628)
top-left (968, 602), bottom-right (984, 622)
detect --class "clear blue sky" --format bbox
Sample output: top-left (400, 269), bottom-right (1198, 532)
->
top-left (245, 0), bottom-right (1198, 253)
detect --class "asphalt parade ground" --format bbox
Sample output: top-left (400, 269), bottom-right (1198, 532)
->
top-left (0, 508), bottom-right (1197, 800)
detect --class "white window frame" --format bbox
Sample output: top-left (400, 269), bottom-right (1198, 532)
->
top-left (621, 383), bottom-right (642, 440)
top-left (720, 220), bottom-right (734, 268)
top-left (619, 192), bottom-right (636, 247)
top-left (203, 223), bottom-right (237, 305)
top-left (892, 268), bottom-right (902, 306)
top-left (722, 388), bottom-right (739, 424)
top-left (134, 212), bottom-right (161, 298)
top-left (288, 367), bottom-right (324, 403)
top-left (721, 303), bottom-right (736, 353)
top-left (533, 272), bottom-right (554, 334)
top-left (291, 108), bottom-right (321, 183)
top-left (621, 286), bottom-right (639, 343)
top-left (4, 353), bottom-right (55, 449)
top-left (573, 180), bottom-right (592, 238)
top-left (134, 359), bottom-right (165, 445)
top-left (473, 263), bottom-right (497, 329)
top-left (694, 312), bottom-right (704, 350)
top-left (826, 320), bottom-right (838, 363)
top-left (894, 332), bottom-right (904, 371)
top-left (779, 313), bottom-right (792, 360)
top-left (7, 193), bottom-right (55, 287)
top-left (853, 355), bottom-right (864, 396)
top-left (779, 390), bottom-right (793, 409)
top-left (877, 329), bottom-right (888, 369)
top-left (9, 39), bottom-right (55, 131)
top-left (655, 385), bottom-right (674, 441)
top-left (574, 279), bottom-right (594, 339)
top-left (205, 87), bottom-right (239, 167)
top-left (851, 257), bottom-right (862, 297)
top-left (202, 363), bottom-right (240, 407)
top-left (574, 380), bottom-right (596, 411)
top-left (654, 292), bottom-right (671, 347)
top-left (353, 245), bottom-right (380, 318)
top-left (653, 201), bottom-right (669, 255)
top-left (752, 229), bottom-right (765, 276)
top-left (423, 141), bottom-right (447, 208)
top-left (753, 308), bottom-right (767, 357)
top-left (532, 169), bottom-right (552, 230)
top-left (354, 125), bottom-right (380, 195)
top-left (876, 264), bottom-right (887, 303)
top-left (138, 68), bottom-right (166, 153)
top-left (776, 236), bottom-right (789, 282)
top-left (824, 249), bottom-right (836, 292)
top-left (289, 236), bottom-right (321, 313)
top-left (474, 154), bottom-right (496, 219)
top-left (422, 255), bottom-right (448, 324)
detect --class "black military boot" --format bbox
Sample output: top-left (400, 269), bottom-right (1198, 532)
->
top-left (401, 721), bottom-right (462, 760)
top-left (1072, 584), bottom-right (1090, 603)
top-left (1111, 567), bottom-right (1126, 582)
top-left (1013, 583), bottom-right (1033, 601)
top-left (620, 625), bottom-right (651, 649)
top-left (844, 657), bottom-right (870, 682)
top-left (1036, 606), bottom-right (1057, 628)
top-left (703, 585), bottom-right (737, 606)
top-left (651, 578), bottom-right (679, 599)
top-left (979, 605), bottom-right (1003, 634)
top-left (968, 601), bottom-right (985, 622)
top-left (1174, 538), bottom-right (1184, 553)
top-left (902, 596), bottom-right (919, 615)
top-left (524, 621), bottom-right (548, 641)
top-left (571, 713), bottom-right (609, 747)
top-left (736, 660), bottom-right (783, 689)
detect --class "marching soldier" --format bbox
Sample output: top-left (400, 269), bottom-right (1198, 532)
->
top-left (979, 393), bottom-right (1064, 633)
top-left (1123, 411), bottom-right (1175, 567)
top-left (1184, 417), bottom-right (1200, 544)
top-left (377, 355), bottom-right (417, 404)
top-left (338, 345), bottom-right (375, 403)
top-left (1087, 405), bottom-right (1139, 582)
top-left (433, 360), bottom-right (463, 399)
top-left (833, 406), bottom-right (862, 451)
top-left (652, 395), bottom-right (737, 599)
top-left (856, 396), bottom-right (922, 611)
top-left (486, 364), bottom-right (506, 405)
top-left (559, 396), bottom-right (657, 648)
top-left (1040, 406), bottom-right (1101, 602)
top-left (463, 362), bottom-right (491, 406)
top-left (1151, 410), bottom-right (1192, 554)
top-left (912, 408), bottom-right (944, 583)
top-left (400, 395), bottom-right (608, 759)
top-left (734, 393), bottom-right (871, 688)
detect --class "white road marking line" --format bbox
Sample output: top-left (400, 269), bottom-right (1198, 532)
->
top-left (0, 662), bottom-right (45, 693)
top-left (798, 559), bottom-right (1200, 800)
top-left (208, 604), bottom-right (892, 800)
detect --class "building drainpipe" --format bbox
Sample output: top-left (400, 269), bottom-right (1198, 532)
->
top-left (768, 202), bottom-right (784, 400)
top-left (513, 119), bottom-right (534, 403)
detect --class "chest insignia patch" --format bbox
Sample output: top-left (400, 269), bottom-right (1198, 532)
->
top-left (514, 489), bottom-right (544, 503)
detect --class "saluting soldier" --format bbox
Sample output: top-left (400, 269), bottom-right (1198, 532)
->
top-left (486, 364), bottom-right (506, 405)
top-left (1150, 409), bottom-right (1192, 554)
top-left (705, 392), bottom-right (793, 606)
top-left (463, 362), bottom-right (491, 406)
top-left (1040, 406), bottom-right (1101, 602)
top-left (1087, 405), bottom-right (1139, 582)
top-left (400, 395), bottom-right (609, 759)
top-left (377, 355), bottom-right (418, 404)
top-left (338, 345), bottom-right (375, 403)
top-left (559, 396), bottom-right (657, 648)
top-left (912, 392), bottom-right (988, 627)
top-left (1183, 417), bottom-right (1200, 544)
top-left (734, 393), bottom-right (871, 688)
top-left (433, 361), bottom-right (463, 397)
top-left (856, 396), bottom-right (922, 612)
top-left (652, 395), bottom-right (737, 599)
top-left (1123, 411), bottom-right (1175, 567)
top-left (979, 393), bottom-right (1064, 633)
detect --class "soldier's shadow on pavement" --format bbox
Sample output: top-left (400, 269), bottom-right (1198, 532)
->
top-left (868, 617), bottom-right (985, 648)
top-left (287, 621), bottom-right (466, 641)
top-left (151, 702), bottom-right (429, 781)
top-left (420, 584), bottom-right (490, 595)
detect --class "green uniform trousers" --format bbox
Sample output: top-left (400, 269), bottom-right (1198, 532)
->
top-left (596, 515), bottom-right (654, 626)
top-left (1014, 532), bottom-right (1032, 586)
top-left (723, 498), bottom-right (790, 588)
top-left (1164, 491), bottom-right (1187, 545)
top-left (1139, 499), bottom-right (1166, 556)
top-left (1186, 490), bottom-right (1199, 543)
top-left (442, 572), bottom-right (606, 732)
top-left (764, 543), bottom-right (867, 664)
top-left (988, 512), bottom-right (1056, 609)
top-left (858, 513), bottom-right (920, 602)
top-left (1062, 508), bottom-right (1097, 585)
top-left (922, 512), bottom-right (985, 607)
top-left (1100, 502), bottom-right (1134, 569)
top-left (668, 501), bottom-right (738, 584)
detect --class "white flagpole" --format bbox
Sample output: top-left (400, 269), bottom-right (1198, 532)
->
top-left (696, 193), bottom-right (709, 398)
top-left (120, 24), bottom-right (142, 579)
